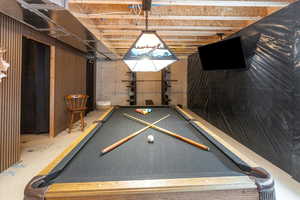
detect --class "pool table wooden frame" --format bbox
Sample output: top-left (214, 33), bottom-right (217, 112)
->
top-left (24, 106), bottom-right (275, 200)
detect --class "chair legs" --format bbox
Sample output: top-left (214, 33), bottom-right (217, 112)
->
top-left (69, 112), bottom-right (74, 133)
top-left (80, 111), bottom-right (85, 131)
top-left (68, 111), bottom-right (85, 133)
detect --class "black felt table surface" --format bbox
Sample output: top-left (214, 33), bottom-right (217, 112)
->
top-left (51, 107), bottom-right (245, 183)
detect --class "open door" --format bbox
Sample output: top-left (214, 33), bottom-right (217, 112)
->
top-left (21, 37), bottom-right (50, 134)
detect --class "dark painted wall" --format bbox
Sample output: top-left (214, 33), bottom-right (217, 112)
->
top-left (188, 1), bottom-right (300, 181)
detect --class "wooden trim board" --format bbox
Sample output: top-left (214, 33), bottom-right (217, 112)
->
top-left (45, 176), bottom-right (257, 199)
top-left (49, 46), bottom-right (56, 137)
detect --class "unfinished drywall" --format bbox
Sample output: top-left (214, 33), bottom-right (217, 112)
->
top-left (96, 59), bottom-right (187, 106)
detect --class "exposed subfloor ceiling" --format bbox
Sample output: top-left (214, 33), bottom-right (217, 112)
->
top-left (67, 0), bottom-right (295, 59)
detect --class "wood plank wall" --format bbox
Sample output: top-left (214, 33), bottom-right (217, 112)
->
top-left (0, 13), bottom-right (87, 172)
top-left (22, 28), bottom-right (87, 135)
top-left (0, 14), bottom-right (22, 172)
top-left (54, 47), bottom-right (86, 133)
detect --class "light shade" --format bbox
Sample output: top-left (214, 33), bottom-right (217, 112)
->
top-left (123, 31), bottom-right (178, 72)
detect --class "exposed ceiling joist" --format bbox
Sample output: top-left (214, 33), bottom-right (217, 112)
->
top-left (68, 4), bottom-right (268, 17)
top-left (68, 0), bottom-right (290, 7)
top-left (115, 47), bottom-right (198, 50)
top-left (108, 41), bottom-right (210, 45)
top-left (112, 44), bottom-right (198, 48)
top-left (67, 0), bottom-right (293, 59)
top-left (99, 30), bottom-right (231, 36)
top-left (73, 13), bottom-right (262, 21)
top-left (115, 50), bottom-right (196, 54)
top-left (104, 38), bottom-right (215, 42)
top-left (25, 3), bottom-right (65, 10)
top-left (91, 25), bottom-right (241, 31)
top-left (84, 19), bottom-right (248, 28)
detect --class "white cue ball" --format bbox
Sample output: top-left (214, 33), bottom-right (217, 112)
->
top-left (147, 135), bottom-right (154, 143)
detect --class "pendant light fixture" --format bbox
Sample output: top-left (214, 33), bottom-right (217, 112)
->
top-left (123, 0), bottom-right (178, 72)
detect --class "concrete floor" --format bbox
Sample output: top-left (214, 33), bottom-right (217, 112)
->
top-left (0, 110), bottom-right (300, 200)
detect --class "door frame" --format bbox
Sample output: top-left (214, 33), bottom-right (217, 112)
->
top-left (49, 46), bottom-right (55, 137)
top-left (21, 36), bottom-right (55, 137)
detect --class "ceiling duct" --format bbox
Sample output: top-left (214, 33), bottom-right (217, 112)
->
top-left (0, 0), bottom-right (116, 60)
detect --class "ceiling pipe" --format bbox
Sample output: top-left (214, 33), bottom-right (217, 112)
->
top-left (17, 0), bottom-right (112, 60)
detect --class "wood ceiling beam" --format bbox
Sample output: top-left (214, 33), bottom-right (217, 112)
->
top-left (69, 4), bottom-right (267, 18)
top-left (103, 39), bottom-right (217, 45)
top-left (68, 0), bottom-right (291, 7)
top-left (102, 34), bottom-right (221, 39)
top-left (112, 45), bottom-right (199, 49)
top-left (118, 52), bottom-right (191, 55)
top-left (98, 30), bottom-right (232, 36)
top-left (115, 48), bottom-right (197, 52)
top-left (104, 38), bottom-right (216, 42)
top-left (118, 53), bottom-right (196, 55)
top-left (108, 41), bottom-right (211, 45)
top-left (118, 54), bottom-right (190, 59)
top-left (79, 18), bottom-right (249, 28)
top-left (107, 40), bottom-right (210, 44)
top-left (116, 52), bottom-right (197, 55)
top-left (73, 13), bottom-right (261, 21)
top-left (90, 24), bottom-right (241, 31)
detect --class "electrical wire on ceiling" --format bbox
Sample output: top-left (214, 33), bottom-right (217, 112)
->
top-left (72, 0), bottom-right (114, 60)
top-left (130, 4), bottom-right (143, 26)
top-left (73, 1), bottom-right (152, 60)
top-left (75, 0), bottom-right (145, 59)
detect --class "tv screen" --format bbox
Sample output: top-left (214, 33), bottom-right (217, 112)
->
top-left (198, 37), bottom-right (248, 71)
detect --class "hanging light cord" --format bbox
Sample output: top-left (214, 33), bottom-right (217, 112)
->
top-left (145, 10), bottom-right (149, 31)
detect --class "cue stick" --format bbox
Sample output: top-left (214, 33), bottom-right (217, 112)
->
top-left (123, 113), bottom-right (210, 151)
top-left (101, 114), bottom-right (170, 155)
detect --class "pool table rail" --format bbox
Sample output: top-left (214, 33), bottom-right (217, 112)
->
top-left (24, 105), bottom-right (275, 200)
top-left (45, 176), bottom-right (258, 200)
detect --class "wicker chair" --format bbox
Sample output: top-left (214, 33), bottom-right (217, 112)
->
top-left (65, 94), bottom-right (89, 133)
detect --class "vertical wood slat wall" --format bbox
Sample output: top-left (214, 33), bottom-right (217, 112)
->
top-left (0, 14), bottom-right (22, 172)
top-left (0, 12), bottom-right (87, 172)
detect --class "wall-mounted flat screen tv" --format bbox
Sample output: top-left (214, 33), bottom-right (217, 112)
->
top-left (198, 37), bottom-right (248, 71)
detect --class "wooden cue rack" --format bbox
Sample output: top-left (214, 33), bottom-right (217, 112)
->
top-left (122, 70), bottom-right (178, 105)
top-left (126, 71), bottom-right (137, 105)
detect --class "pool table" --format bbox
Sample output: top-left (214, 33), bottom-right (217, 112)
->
top-left (24, 106), bottom-right (275, 200)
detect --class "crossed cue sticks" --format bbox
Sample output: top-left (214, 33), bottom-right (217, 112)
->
top-left (101, 113), bottom-right (209, 155)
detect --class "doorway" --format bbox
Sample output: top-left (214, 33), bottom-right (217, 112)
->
top-left (86, 58), bottom-right (96, 114)
top-left (21, 37), bottom-right (50, 134)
